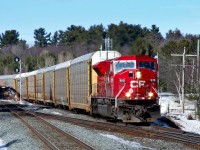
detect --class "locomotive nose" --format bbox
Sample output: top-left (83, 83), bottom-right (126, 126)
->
top-left (128, 71), bottom-right (142, 79)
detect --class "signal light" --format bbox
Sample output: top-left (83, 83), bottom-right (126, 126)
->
top-left (14, 67), bottom-right (20, 73)
top-left (14, 57), bottom-right (20, 62)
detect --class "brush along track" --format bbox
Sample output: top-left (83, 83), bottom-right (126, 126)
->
top-left (3, 104), bottom-right (95, 150)
top-left (35, 112), bottom-right (200, 149)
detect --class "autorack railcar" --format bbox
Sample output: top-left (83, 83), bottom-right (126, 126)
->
top-left (0, 50), bottom-right (160, 122)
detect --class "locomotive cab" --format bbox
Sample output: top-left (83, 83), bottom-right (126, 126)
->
top-left (92, 55), bottom-right (160, 122)
top-left (114, 59), bottom-right (158, 101)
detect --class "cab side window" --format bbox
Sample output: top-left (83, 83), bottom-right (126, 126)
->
top-left (138, 61), bottom-right (156, 71)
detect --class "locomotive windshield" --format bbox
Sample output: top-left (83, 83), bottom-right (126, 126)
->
top-left (138, 61), bottom-right (156, 71)
top-left (115, 61), bottom-right (135, 73)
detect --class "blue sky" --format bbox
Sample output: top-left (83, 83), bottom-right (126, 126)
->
top-left (0, 0), bottom-right (200, 45)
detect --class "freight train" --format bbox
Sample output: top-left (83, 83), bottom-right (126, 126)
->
top-left (0, 50), bottom-right (160, 122)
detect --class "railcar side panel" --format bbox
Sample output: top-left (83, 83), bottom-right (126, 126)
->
top-left (55, 68), bottom-right (68, 106)
top-left (15, 73), bottom-right (27, 99)
top-left (26, 70), bottom-right (38, 101)
top-left (0, 75), bottom-right (15, 87)
top-left (70, 61), bottom-right (90, 110)
top-left (27, 75), bottom-right (36, 100)
top-left (36, 72), bottom-right (44, 102)
top-left (44, 66), bottom-right (55, 104)
top-left (54, 61), bottom-right (71, 107)
top-left (66, 68), bottom-right (70, 107)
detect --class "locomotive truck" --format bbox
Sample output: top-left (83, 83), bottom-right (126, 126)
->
top-left (0, 50), bottom-right (160, 122)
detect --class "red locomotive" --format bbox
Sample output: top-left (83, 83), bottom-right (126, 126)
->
top-left (91, 55), bottom-right (160, 122)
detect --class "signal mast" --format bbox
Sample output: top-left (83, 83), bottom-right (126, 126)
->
top-left (104, 36), bottom-right (113, 51)
top-left (104, 36), bottom-right (113, 59)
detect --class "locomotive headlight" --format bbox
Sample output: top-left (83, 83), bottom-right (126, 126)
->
top-left (125, 92), bottom-right (131, 97)
top-left (148, 92), bottom-right (153, 97)
top-left (136, 71), bottom-right (141, 79)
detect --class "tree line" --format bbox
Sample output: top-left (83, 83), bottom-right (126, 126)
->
top-left (0, 21), bottom-right (200, 96)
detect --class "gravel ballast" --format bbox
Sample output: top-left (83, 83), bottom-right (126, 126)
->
top-left (0, 112), bottom-right (46, 150)
top-left (0, 100), bottom-right (197, 150)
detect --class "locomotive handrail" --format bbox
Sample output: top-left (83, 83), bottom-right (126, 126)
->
top-left (152, 86), bottom-right (158, 94)
top-left (115, 83), bottom-right (126, 108)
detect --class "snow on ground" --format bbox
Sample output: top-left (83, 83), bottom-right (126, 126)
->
top-left (0, 139), bottom-right (7, 150)
top-left (42, 108), bottom-right (63, 116)
top-left (159, 92), bottom-right (200, 135)
top-left (100, 133), bottom-right (156, 150)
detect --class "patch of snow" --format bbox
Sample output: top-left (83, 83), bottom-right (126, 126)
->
top-left (100, 133), bottom-right (156, 150)
top-left (18, 100), bottom-right (33, 105)
top-left (51, 111), bottom-right (63, 116)
top-left (159, 92), bottom-right (200, 135)
top-left (0, 99), bottom-right (15, 103)
top-left (0, 139), bottom-right (7, 150)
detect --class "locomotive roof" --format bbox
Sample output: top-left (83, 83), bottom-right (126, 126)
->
top-left (112, 55), bottom-right (156, 61)
top-left (70, 51), bottom-right (121, 65)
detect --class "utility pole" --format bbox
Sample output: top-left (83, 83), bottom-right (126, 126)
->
top-left (171, 47), bottom-right (198, 113)
top-left (197, 39), bottom-right (200, 98)
top-left (197, 39), bottom-right (200, 119)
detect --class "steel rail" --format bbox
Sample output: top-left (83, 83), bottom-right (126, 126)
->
top-left (4, 105), bottom-right (59, 150)
top-left (35, 112), bottom-right (200, 149)
top-left (16, 105), bottom-right (96, 150)
top-left (4, 104), bottom-right (96, 150)
top-left (2, 102), bottom-right (199, 149)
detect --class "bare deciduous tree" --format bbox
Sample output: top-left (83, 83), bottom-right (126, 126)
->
top-left (57, 52), bottom-right (73, 63)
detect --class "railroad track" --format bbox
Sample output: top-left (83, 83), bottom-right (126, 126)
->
top-left (2, 102), bottom-right (200, 149)
top-left (150, 125), bottom-right (200, 143)
top-left (3, 104), bottom-right (95, 150)
top-left (34, 111), bottom-right (200, 149)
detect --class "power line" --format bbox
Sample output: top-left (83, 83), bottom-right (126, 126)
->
top-left (171, 40), bottom-right (199, 113)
